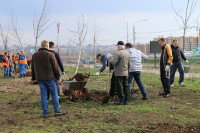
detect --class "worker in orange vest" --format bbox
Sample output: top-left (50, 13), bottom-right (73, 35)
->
top-left (7, 51), bottom-right (13, 77)
top-left (2, 52), bottom-right (8, 77)
top-left (12, 54), bottom-right (18, 72)
top-left (19, 50), bottom-right (27, 77)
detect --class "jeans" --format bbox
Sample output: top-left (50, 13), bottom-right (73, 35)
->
top-left (19, 64), bottom-right (26, 77)
top-left (115, 76), bottom-right (129, 98)
top-left (47, 79), bottom-right (60, 100)
top-left (160, 65), bottom-right (170, 94)
top-left (128, 71), bottom-right (147, 98)
top-left (38, 80), bottom-right (61, 116)
top-left (8, 67), bottom-right (12, 77)
top-left (3, 66), bottom-right (8, 76)
top-left (170, 61), bottom-right (184, 85)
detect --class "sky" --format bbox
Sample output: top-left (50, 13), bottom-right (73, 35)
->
top-left (0, 0), bottom-right (200, 47)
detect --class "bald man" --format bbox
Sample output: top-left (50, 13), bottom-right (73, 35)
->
top-left (32, 40), bottom-right (65, 117)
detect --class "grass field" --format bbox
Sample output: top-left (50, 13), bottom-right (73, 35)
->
top-left (0, 67), bottom-right (200, 133)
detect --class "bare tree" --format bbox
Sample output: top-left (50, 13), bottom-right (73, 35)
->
top-left (92, 20), bottom-right (102, 65)
top-left (171, 0), bottom-right (199, 52)
top-left (70, 14), bottom-right (88, 75)
top-left (0, 23), bottom-right (9, 51)
top-left (10, 13), bottom-right (24, 48)
top-left (33, 0), bottom-right (54, 50)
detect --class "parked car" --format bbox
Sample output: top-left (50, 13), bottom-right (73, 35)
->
top-left (94, 63), bottom-right (101, 68)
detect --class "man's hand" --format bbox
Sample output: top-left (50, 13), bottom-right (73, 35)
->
top-left (58, 78), bottom-right (62, 84)
top-left (96, 71), bottom-right (100, 76)
top-left (165, 65), bottom-right (170, 72)
top-left (186, 60), bottom-right (189, 64)
top-left (61, 72), bottom-right (65, 76)
top-left (107, 53), bottom-right (112, 59)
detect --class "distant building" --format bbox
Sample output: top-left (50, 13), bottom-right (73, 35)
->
top-left (133, 43), bottom-right (150, 55)
top-left (154, 35), bottom-right (200, 51)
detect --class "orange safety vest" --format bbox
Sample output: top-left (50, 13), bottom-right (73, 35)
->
top-left (19, 55), bottom-right (27, 64)
top-left (13, 55), bottom-right (18, 63)
top-left (2, 56), bottom-right (9, 67)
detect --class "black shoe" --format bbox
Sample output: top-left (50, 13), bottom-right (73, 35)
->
top-left (142, 97), bottom-right (148, 100)
top-left (42, 114), bottom-right (48, 118)
top-left (102, 95), bottom-right (111, 104)
top-left (159, 92), bottom-right (166, 96)
top-left (54, 112), bottom-right (66, 116)
top-left (163, 93), bottom-right (170, 98)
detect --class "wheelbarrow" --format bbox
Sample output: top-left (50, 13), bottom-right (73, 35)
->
top-left (61, 81), bottom-right (90, 102)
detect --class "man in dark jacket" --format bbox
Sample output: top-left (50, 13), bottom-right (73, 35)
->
top-left (108, 41), bottom-right (130, 105)
top-left (96, 53), bottom-right (115, 104)
top-left (170, 39), bottom-right (189, 86)
top-left (47, 41), bottom-right (65, 102)
top-left (159, 38), bottom-right (173, 98)
top-left (32, 40), bottom-right (65, 117)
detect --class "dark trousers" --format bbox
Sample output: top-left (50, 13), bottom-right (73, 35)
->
top-left (170, 61), bottom-right (184, 85)
top-left (109, 72), bottom-right (116, 97)
top-left (115, 76), bottom-right (129, 98)
top-left (160, 65), bottom-right (170, 94)
top-left (47, 79), bottom-right (60, 100)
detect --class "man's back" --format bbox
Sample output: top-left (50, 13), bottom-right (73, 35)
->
top-left (110, 49), bottom-right (130, 76)
top-left (32, 48), bottom-right (60, 81)
top-left (127, 48), bottom-right (148, 72)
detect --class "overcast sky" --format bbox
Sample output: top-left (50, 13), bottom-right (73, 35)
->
top-left (0, 0), bottom-right (200, 47)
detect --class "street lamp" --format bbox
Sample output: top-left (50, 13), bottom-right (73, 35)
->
top-left (133, 19), bottom-right (149, 45)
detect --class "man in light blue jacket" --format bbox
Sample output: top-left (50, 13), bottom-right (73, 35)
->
top-left (125, 43), bottom-right (148, 100)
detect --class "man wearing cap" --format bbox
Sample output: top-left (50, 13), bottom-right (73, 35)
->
top-left (108, 41), bottom-right (130, 105)
top-left (19, 50), bottom-right (27, 77)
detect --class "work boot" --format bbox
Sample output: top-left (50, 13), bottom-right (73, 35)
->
top-left (163, 93), bottom-right (170, 98)
top-left (123, 96), bottom-right (129, 105)
top-left (102, 95), bottom-right (111, 104)
top-left (114, 97), bottom-right (124, 105)
top-left (54, 112), bottom-right (66, 116)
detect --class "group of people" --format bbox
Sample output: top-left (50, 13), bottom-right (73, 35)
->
top-left (30, 38), bottom-right (188, 117)
top-left (1, 50), bottom-right (27, 77)
top-left (96, 38), bottom-right (188, 105)
top-left (96, 41), bottom-right (148, 105)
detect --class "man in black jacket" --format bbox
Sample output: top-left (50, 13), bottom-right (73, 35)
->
top-left (170, 39), bottom-right (189, 86)
top-left (47, 41), bottom-right (65, 102)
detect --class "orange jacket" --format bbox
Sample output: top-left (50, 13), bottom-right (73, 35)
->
top-left (2, 56), bottom-right (9, 67)
top-left (13, 55), bottom-right (18, 63)
top-left (19, 54), bottom-right (27, 64)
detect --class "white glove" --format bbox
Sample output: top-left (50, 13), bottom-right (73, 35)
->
top-left (61, 72), bottom-right (65, 76)
top-left (107, 53), bottom-right (112, 59)
top-left (186, 60), bottom-right (189, 64)
top-left (165, 65), bottom-right (170, 72)
top-left (96, 71), bottom-right (100, 76)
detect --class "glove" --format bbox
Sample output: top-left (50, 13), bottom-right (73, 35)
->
top-left (165, 65), bottom-right (170, 72)
top-left (96, 71), bottom-right (100, 76)
top-left (61, 72), bottom-right (65, 76)
top-left (186, 60), bottom-right (189, 64)
top-left (107, 53), bottom-right (112, 59)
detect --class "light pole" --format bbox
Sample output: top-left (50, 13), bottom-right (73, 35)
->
top-left (133, 19), bottom-right (149, 45)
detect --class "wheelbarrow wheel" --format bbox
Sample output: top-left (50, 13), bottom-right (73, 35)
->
top-left (69, 89), bottom-right (77, 102)
top-left (82, 88), bottom-right (91, 101)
